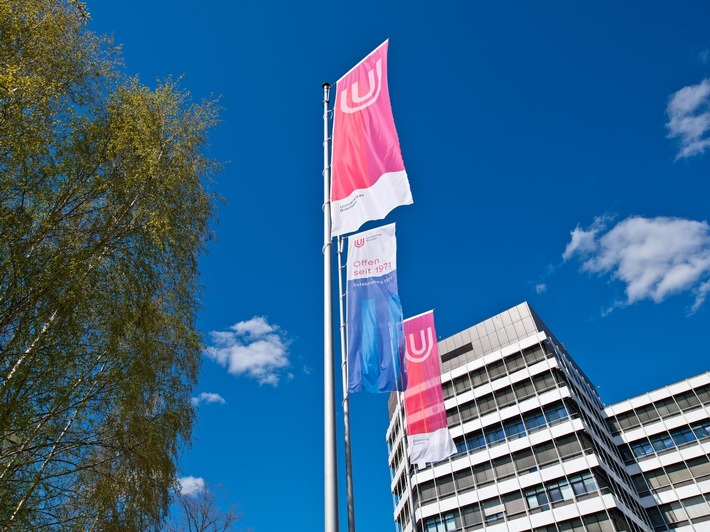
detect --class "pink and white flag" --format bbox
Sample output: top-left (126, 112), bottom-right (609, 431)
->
top-left (403, 311), bottom-right (455, 467)
top-left (331, 40), bottom-right (413, 238)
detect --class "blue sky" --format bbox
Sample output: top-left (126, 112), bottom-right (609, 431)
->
top-left (87, 2), bottom-right (710, 530)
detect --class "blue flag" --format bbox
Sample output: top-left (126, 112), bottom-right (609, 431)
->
top-left (346, 224), bottom-right (407, 393)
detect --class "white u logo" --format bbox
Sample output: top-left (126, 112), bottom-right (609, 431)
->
top-left (340, 59), bottom-right (382, 114)
top-left (406, 327), bottom-right (434, 363)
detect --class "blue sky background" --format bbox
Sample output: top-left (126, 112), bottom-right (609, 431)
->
top-left (87, 2), bottom-right (710, 530)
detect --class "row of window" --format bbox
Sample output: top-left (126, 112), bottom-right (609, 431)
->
top-left (631, 454), bottom-right (710, 495)
top-left (414, 431), bottom-right (593, 506)
top-left (441, 343), bottom-right (552, 400)
top-left (607, 384), bottom-right (710, 435)
top-left (533, 509), bottom-right (639, 532)
top-left (446, 369), bottom-right (564, 427)
top-left (538, 396), bottom-right (651, 525)
top-left (620, 419), bottom-right (710, 462)
top-left (453, 403), bottom-right (569, 457)
top-left (525, 471), bottom-right (598, 512)
top-left (647, 492), bottom-right (710, 530)
top-left (423, 502), bottom-right (620, 532)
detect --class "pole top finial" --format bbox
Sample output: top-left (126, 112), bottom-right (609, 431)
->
top-left (323, 82), bottom-right (331, 89)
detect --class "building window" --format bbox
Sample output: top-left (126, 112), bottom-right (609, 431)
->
top-left (466, 432), bottom-right (486, 452)
top-left (692, 420), bottom-right (710, 439)
top-left (569, 472), bottom-right (597, 497)
top-left (650, 433), bottom-right (674, 452)
top-left (461, 505), bottom-right (483, 527)
top-left (631, 439), bottom-right (654, 458)
top-left (547, 478), bottom-right (574, 503)
top-left (423, 512), bottom-right (456, 532)
top-left (670, 426), bottom-right (696, 446)
top-left (485, 425), bottom-right (505, 446)
top-left (525, 486), bottom-right (550, 511)
top-left (482, 498), bottom-right (505, 523)
top-left (524, 411), bottom-right (546, 432)
top-left (544, 404), bottom-right (568, 424)
top-left (504, 418), bottom-right (526, 440)
top-left (675, 391), bottom-right (700, 411)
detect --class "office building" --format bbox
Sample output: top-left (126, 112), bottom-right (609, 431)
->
top-left (386, 302), bottom-right (710, 531)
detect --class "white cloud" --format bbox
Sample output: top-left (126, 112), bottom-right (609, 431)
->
top-left (562, 215), bottom-right (612, 261)
top-left (191, 392), bottom-right (226, 407)
top-left (563, 216), bottom-right (710, 313)
top-left (179, 476), bottom-right (205, 496)
top-left (205, 317), bottom-right (291, 385)
top-left (667, 79), bottom-right (710, 159)
top-left (535, 283), bottom-right (547, 294)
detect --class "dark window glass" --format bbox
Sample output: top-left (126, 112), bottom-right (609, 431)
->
top-left (513, 449), bottom-right (536, 472)
top-left (570, 472), bottom-right (596, 496)
top-left (504, 352), bottom-right (525, 373)
top-left (547, 479), bottom-right (573, 502)
top-left (461, 505), bottom-right (482, 527)
top-left (534, 442), bottom-right (558, 466)
top-left (631, 439), bottom-right (654, 458)
top-left (676, 391), bottom-right (701, 411)
top-left (477, 395), bottom-right (496, 416)
top-left (556, 435), bottom-right (582, 459)
top-left (671, 427), bottom-right (696, 446)
top-left (470, 368), bottom-right (487, 387)
top-left (525, 487), bottom-right (549, 511)
top-left (655, 397), bottom-right (680, 418)
top-left (454, 375), bottom-right (470, 393)
top-left (513, 378), bottom-right (535, 401)
top-left (692, 420), bottom-right (710, 439)
top-left (455, 468), bottom-right (474, 491)
top-left (495, 387), bottom-right (515, 408)
top-left (442, 381), bottom-right (454, 399)
top-left (504, 418), bottom-right (526, 440)
top-left (544, 404), bottom-right (568, 424)
top-left (650, 433), bottom-right (674, 452)
top-left (607, 416), bottom-right (621, 434)
top-left (525, 411), bottom-right (546, 432)
top-left (695, 384), bottom-right (710, 405)
top-left (618, 410), bottom-right (640, 430)
top-left (455, 438), bottom-right (467, 455)
top-left (636, 404), bottom-right (660, 424)
top-left (485, 425), bottom-right (505, 446)
top-left (487, 360), bottom-right (507, 380)
top-left (467, 431), bottom-right (486, 451)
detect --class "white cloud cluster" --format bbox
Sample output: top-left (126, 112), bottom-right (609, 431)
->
top-left (667, 79), bottom-right (710, 159)
top-left (191, 392), bottom-right (226, 407)
top-left (179, 476), bottom-right (205, 496)
top-left (563, 216), bottom-right (710, 313)
top-left (204, 317), bottom-right (291, 386)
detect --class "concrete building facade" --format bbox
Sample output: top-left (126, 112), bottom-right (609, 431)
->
top-left (386, 302), bottom-right (710, 532)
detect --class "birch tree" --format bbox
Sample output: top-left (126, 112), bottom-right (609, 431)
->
top-left (0, 1), bottom-right (219, 529)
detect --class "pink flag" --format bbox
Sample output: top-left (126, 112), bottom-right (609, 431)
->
top-left (331, 40), bottom-right (413, 238)
top-left (403, 311), bottom-right (456, 467)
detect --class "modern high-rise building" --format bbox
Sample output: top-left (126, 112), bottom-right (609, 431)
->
top-left (386, 302), bottom-right (710, 532)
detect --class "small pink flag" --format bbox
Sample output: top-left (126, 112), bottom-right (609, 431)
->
top-left (403, 311), bottom-right (456, 467)
top-left (331, 40), bottom-right (413, 238)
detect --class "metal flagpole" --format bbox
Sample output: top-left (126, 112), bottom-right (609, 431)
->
top-left (337, 236), bottom-right (356, 532)
top-left (394, 392), bottom-right (419, 532)
top-left (322, 82), bottom-right (339, 532)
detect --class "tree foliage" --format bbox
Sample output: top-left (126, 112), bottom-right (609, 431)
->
top-left (0, 0), bottom-right (219, 528)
